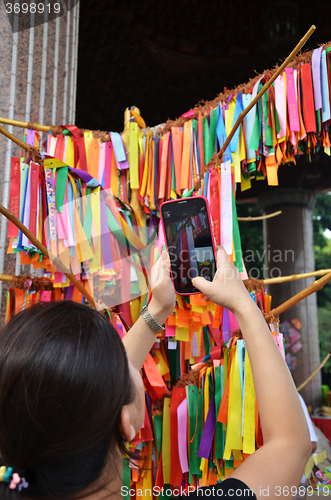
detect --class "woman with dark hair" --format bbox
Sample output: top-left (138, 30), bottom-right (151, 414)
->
top-left (0, 249), bottom-right (311, 499)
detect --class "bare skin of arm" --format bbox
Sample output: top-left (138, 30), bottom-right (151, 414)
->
top-left (192, 247), bottom-right (311, 500)
top-left (122, 251), bottom-right (176, 370)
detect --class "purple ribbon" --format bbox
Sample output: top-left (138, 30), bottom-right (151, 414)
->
top-left (197, 394), bottom-right (217, 459)
top-left (148, 213), bottom-right (157, 239)
top-left (312, 47), bottom-right (323, 111)
top-left (26, 129), bottom-right (36, 146)
top-left (145, 391), bottom-right (153, 428)
top-left (100, 193), bottom-right (113, 269)
top-left (222, 308), bottom-right (231, 343)
top-left (68, 167), bottom-right (100, 187)
top-left (65, 286), bottom-right (74, 300)
top-left (225, 94), bottom-right (233, 111)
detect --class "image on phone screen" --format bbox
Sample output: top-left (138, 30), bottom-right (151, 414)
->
top-left (161, 197), bottom-right (216, 295)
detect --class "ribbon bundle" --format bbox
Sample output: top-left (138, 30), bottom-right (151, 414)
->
top-left (7, 149), bottom-right (246, 328)
top-left (29, 44), bottom-right (331, 205)
top-left (124, 293), bottom-right (277, 498)
top-left (4, 274), bottom-right (82, 324)
top-left (6, 40), bottom-right (325, 497)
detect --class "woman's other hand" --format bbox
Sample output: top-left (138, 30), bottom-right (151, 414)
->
top-left (192, 246), bottom-right (249, 313)
top-left (148, 251), bottom-right (176, 324)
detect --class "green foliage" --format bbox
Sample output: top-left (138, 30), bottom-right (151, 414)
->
top-left (319, 307), bottom-right (331, 375)
top-left (313, 193), bottom-right (331, 308)
top-left (237, 194), bottom-right (331, 376)
top-left (237, 203), bottom-right (264, 278)
top-left (313, 193), bottom-right (331, 246)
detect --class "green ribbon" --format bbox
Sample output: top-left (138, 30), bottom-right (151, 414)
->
top-left (122, 458), bottom-right (131, 500)
top-left (83, 187), bottom-right (93, 244)
top-left (316, 108), bottom-right (322, 134)
top-left (215, 366), bottom-right (224, 459)
top-left (249, 82), bottom-right (263, 151)
top-left (255, 169), bottom-right (265, 180)
top-left (55, 166), bottom-right (68, 213)
top-left (183, 187), bottom-right (194, 198)
top-left (153, 414), bottom-right (163, 461)
top-left (187, 385), bottom-right (203, 477)
top-left (208, 108), bottom-right (218, 163)
top-left (262, 92), bottom-right (273, 147)
top-left (160, 485), bottom-right (173, 498)
top-left (248, 162), bottom-right (256, 173)
top-left (203, 116), bottom-right (210, 166)
top-left (203, 326), bottom-right (211, 356)
top-left (171, 152), bottom-right (176, 192)
top-left (231, 190), bottom-right (243, 272)
top-left (169, 347), bottom-right (177, 382)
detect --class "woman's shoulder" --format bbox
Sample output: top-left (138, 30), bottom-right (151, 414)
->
top-left (182, 478), bottom-right (257, 499)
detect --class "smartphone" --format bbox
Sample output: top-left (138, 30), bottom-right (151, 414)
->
top-left (160, 196), bottom-right (217, 295)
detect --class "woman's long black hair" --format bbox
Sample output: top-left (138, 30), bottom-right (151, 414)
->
top-left (0, 301), bottom-right (134, 499)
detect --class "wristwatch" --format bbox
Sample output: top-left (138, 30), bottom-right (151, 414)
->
top-left (140, 305), bottom-right (165, 333)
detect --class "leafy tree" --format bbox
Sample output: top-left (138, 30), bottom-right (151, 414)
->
top-left (237, 203), bottom-right (264, 278)
top-left (238, 193), bottom-right (331, 383)
top-left (318, 307), bottom-right (331, 380)
top-left (313, 193), bottom-right (331, 307)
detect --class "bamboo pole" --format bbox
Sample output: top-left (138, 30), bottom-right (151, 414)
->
top-left (195, 25), bottom-right (316, 183)
top-left (297, 354), bottom-right (330, 392)
top-left (0, 117), bottom-right (50, 132)
top-left (238, 210), bottom-right (282, 222)
top-left (264, 269), bottom-right (331, 285)
top-left (216, 26), bottom-right (315, 163)
top-left (0, 124), bottom-right (30, 151)
top-left (270, 269), bottom-right (331, 317)
top-left (0, 116), bottom-right (111, 141)
top-left (0, 273), bottom-right (12, 282)
top-left (0, 204), bottom-right (96, 308)
top-left (0, 124), bottom-right (43, 165)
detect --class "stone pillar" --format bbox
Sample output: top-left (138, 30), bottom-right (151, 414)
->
top-left (0, 2), bottom-right (80, 318)
top-left (259, 188), bottom-right (321, 408)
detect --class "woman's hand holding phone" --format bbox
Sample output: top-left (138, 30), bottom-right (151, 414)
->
top-left (122, 251), bottom-right (175, 371)
top-left (149, 251), bottom-right (176, 325)
top-left (192, 246), bottom-right (251, 314)
top-left (193, 247), bottom-right (311, 500)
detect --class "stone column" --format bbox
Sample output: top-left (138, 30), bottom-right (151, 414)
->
top-left (259, 188), bottom-right (321, 408)
top-left (0, 1), bottom-right (80, 318)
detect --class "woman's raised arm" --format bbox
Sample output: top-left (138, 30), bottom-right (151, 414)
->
top-left (122, 251), bottom-right (176, 370)
top-left (192, 247), bottom-right (311, 500)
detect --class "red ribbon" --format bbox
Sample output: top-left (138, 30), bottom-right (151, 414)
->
top-left (209, 167), bottom-right (220, 245)
top-left (54, 134), bottom-right (65, 161)
top-left (103, 142), bottom-right (112, 189)
top-left (198, 112), bottom-right (204, 173)
top-left (170, 387), bottom-right (187, 486)
top-left (301, 63), bottom-right (317, 133)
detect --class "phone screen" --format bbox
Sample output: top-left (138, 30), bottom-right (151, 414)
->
top-left (160, 197), bottom-right (216, 295)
